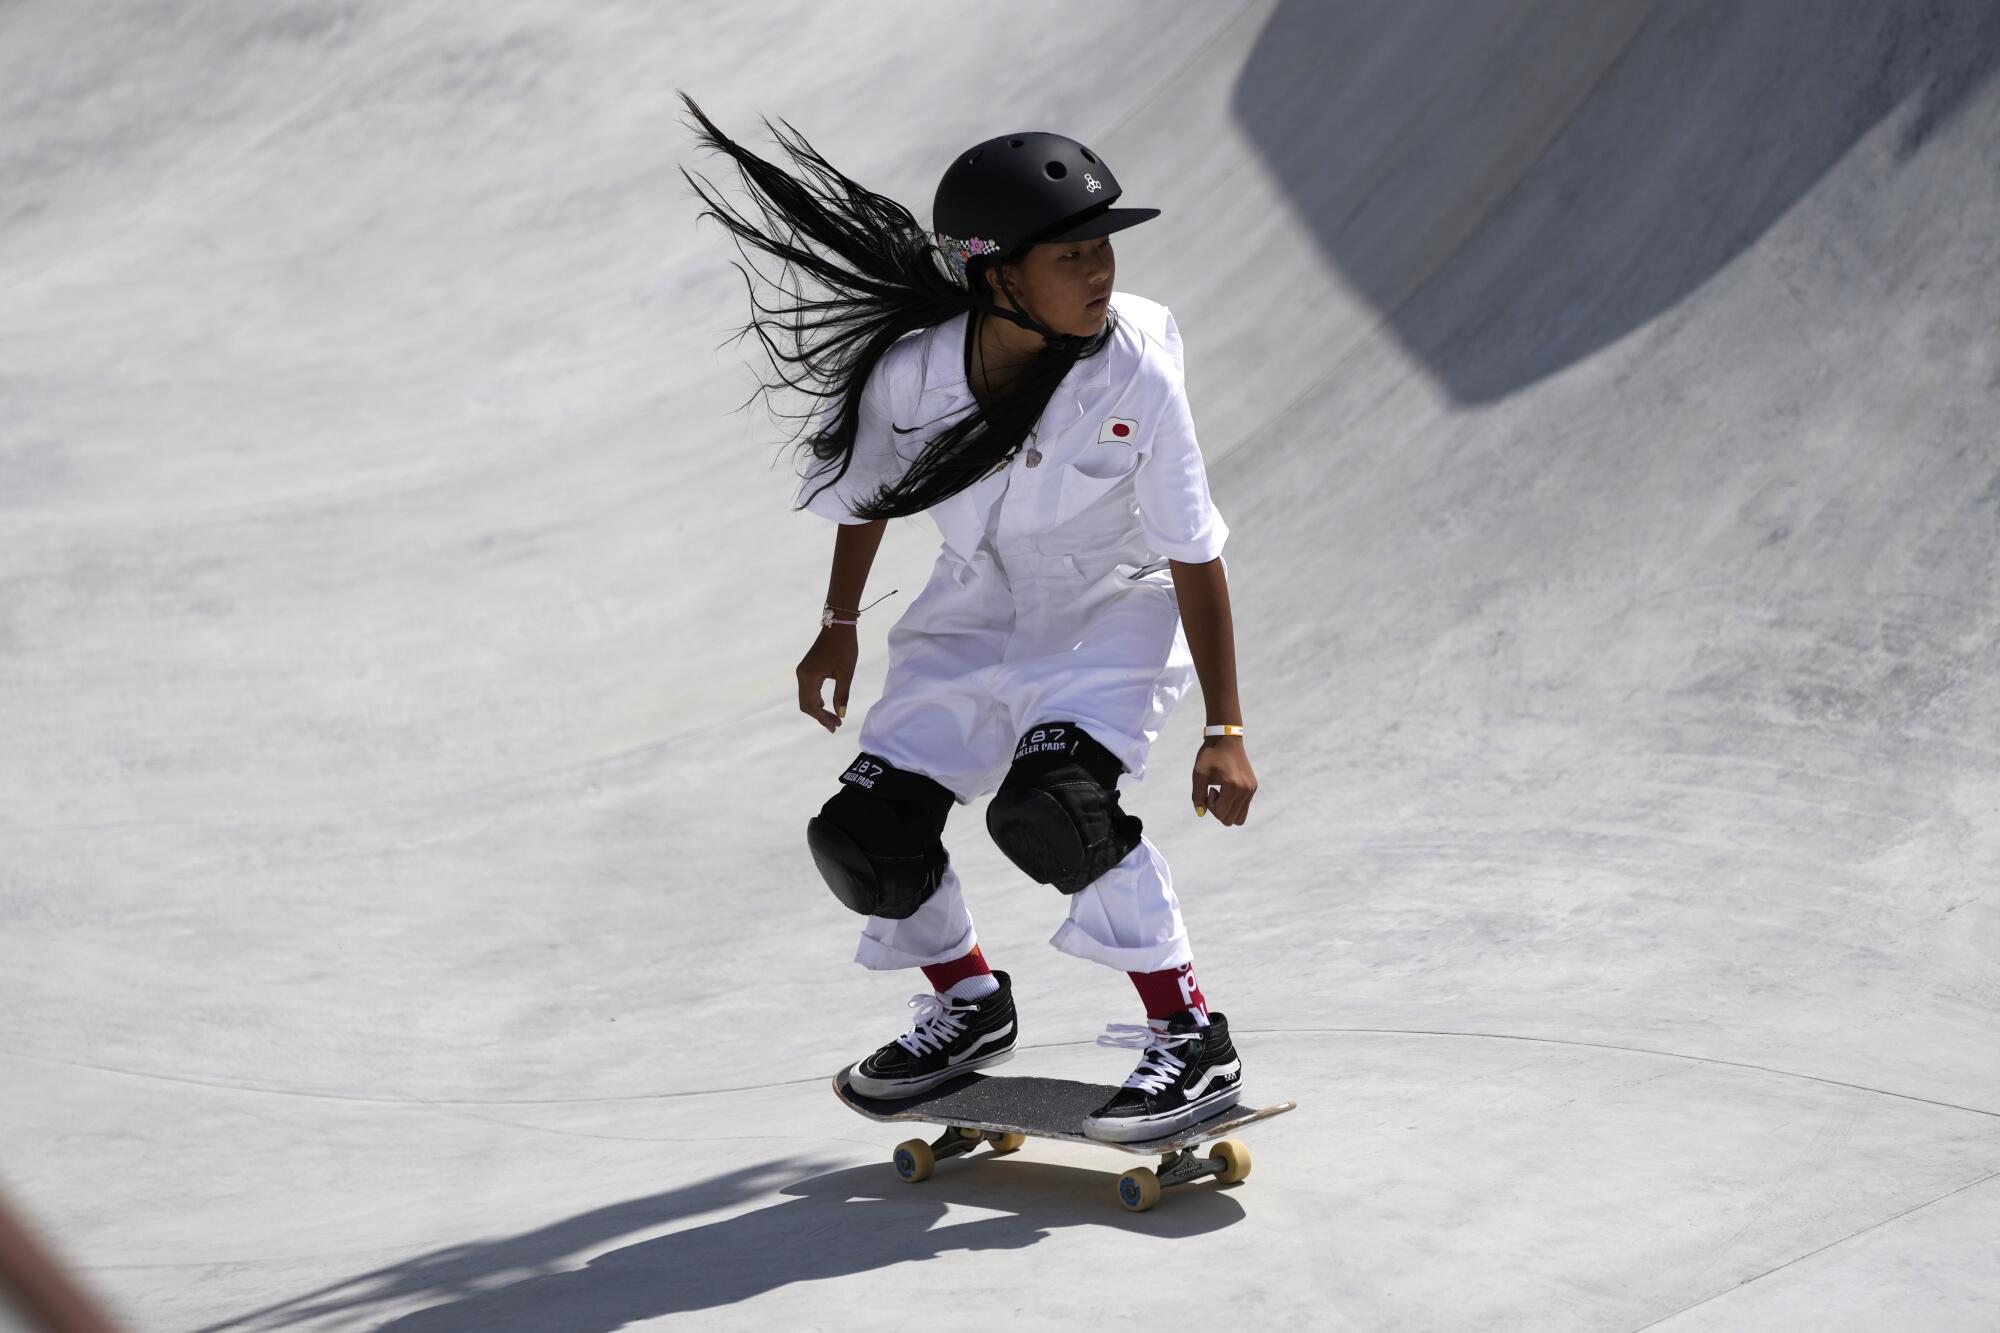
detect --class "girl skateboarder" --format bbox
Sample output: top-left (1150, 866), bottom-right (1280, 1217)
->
top-left (680, 95), bottom-right (1259, 1142)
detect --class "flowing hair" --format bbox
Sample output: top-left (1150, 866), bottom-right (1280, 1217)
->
top-left (676, 92), bottom-right (1116, 521)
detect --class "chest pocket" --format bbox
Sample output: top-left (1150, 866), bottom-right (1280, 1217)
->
top-left (1053, 440), bottom-right (1140, 524)
top-left (1064, 440), bottom-right (1138, 479)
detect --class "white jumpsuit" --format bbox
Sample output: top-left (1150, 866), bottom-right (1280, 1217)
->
top-left (797, 292), bottom-right (1230, 976)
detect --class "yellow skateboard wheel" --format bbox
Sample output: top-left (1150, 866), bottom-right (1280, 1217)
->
top-left (990, 1132), bottom-right (1026, 1154)
top-left (1118, 1167), bottom-right (1162, 1212)
top-left (893, 1138), bottom-right (935, 1182)
top-left (1212, 1139), bottom-right (1252, 1184)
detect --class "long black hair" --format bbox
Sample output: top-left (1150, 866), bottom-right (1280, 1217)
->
top-left (676, 92), bottom-right (1116, 521)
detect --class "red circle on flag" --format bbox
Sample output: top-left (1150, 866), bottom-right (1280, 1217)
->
top-left (1112, 422), bottom-right (1130, 437)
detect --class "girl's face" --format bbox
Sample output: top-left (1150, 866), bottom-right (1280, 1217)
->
top-left (989, 234), bottom-right (1115, 337)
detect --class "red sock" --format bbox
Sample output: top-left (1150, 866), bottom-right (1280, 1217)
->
top-left (1128, 961), bottom-right (1209, 1026)
top-left (922, 944), bottom-right (992, 995)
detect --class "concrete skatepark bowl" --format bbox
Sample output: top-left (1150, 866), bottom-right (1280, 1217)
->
top-left (2, 1), bottom-right (1997, 1328)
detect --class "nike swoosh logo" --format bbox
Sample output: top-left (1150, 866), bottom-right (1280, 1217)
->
top-left (947, 1021), bottom-right (1015, 1066)
top-left (1184, 1059), bottom-right (1241, 1100)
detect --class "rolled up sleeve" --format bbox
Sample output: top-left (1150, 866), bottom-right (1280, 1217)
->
top-left (1132, 309), bottom-right (1229, 563)
top-left (796, 363), bottom-right (898, 524)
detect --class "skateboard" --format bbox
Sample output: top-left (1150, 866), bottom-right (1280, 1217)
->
top-left (832, 1068), bottom-right (1296, 1212)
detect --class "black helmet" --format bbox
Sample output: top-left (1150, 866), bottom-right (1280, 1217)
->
top-left (931, 131), bottom-right (1159, 285)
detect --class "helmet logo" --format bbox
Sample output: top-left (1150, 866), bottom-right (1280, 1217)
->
top-left (1083, 173), bottom-right (1103, 193)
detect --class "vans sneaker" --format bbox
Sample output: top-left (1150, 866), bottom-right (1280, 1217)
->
top-left (845, 969), bottom-right (1018, 1098)
top-left (1080, 1010), bottom-right (1242, 1142)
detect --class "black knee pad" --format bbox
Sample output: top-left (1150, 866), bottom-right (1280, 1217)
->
top-left (985, 721), bottom-right (1143, 895)
top-left (806, 752), bottom-right (956, 919)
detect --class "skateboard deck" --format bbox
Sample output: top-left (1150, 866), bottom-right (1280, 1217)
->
top-left (832, 1068), bottom-right (1296, 1211)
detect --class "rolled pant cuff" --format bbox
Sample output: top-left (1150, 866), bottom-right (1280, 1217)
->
top-left (1047, 920), bottom-right (1191, 974)
top-left (854, 924), bottom-right (979, 972)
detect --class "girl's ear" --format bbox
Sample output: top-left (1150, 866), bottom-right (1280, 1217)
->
top-left (988, 259), bottom-right (1024, 307)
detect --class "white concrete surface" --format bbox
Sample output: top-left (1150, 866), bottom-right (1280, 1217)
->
top-left (3, 1), bottom-right (1998, 1329)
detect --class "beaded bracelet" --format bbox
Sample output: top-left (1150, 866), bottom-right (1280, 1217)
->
top-left (820, 588), bottom-right (900, 630)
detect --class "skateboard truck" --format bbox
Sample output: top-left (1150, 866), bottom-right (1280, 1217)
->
top-left (893, 1125), bottom-right (1026, 1182)
top-left (1118, 1140), bottom-right (1252, 1211)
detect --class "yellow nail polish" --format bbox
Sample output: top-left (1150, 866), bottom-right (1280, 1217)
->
top-left (1195, 805), bottom-right (1206, 817)
top-left (837, 706), bottom-right (846, 718)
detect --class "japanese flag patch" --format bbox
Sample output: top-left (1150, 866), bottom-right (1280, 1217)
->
top-left (1099, 416), bottom-right (1139, 445)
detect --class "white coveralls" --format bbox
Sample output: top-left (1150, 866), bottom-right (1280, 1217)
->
top-left (797, 292), bottom-right (1229, 976)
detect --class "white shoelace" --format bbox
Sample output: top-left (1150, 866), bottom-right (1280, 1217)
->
top-left (1097, 1023), bottom-right (1202, 1094)
top-left (895, 992), bottom-right (972, 1056)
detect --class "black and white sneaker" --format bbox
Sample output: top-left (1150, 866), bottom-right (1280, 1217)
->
top-left (844, 970), bottom-right (1018, 1098)
top-left (1080, 1011), bottom-right (1243, 1143)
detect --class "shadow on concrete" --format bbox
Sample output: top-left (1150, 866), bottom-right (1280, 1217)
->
top-left (1233, 0), bottom-right (2000, 403)
top-left (189, 1158), bottom-right (824, 1333)
top-left (205, 1155), bottom-right (1245, 1331)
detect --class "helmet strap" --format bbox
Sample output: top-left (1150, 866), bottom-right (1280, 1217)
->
top-left (979, 263), bottom-right (1062, 341)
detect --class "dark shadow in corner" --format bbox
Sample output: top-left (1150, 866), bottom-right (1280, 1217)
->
top-left (1231, 0), bottom-right (2000, 404)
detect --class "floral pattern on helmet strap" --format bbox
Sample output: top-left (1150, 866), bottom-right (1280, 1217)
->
top-left (932, 231), bottom-right (1002, 285)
